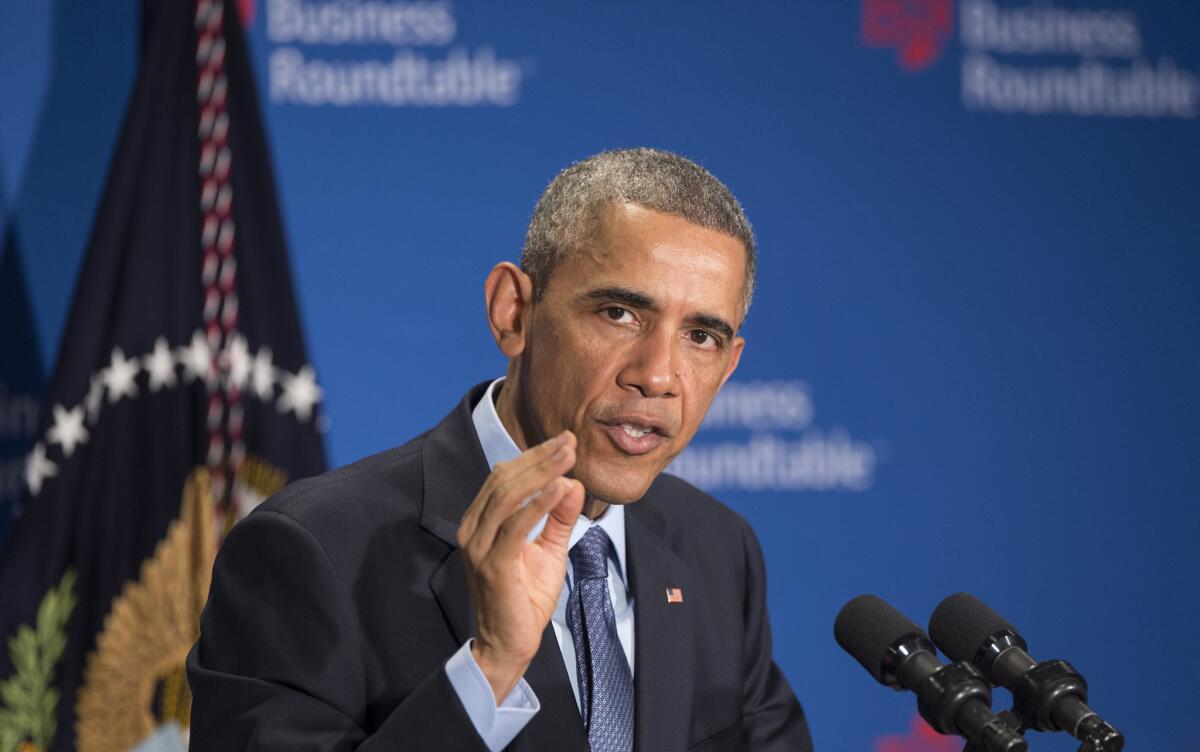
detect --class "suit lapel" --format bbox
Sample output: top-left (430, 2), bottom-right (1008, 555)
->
top-left (420, 385), bottom-right (487, 648)
top-left (418, 383), bottom-right (492, 549)
top-left (627, 492), bottom-right (695, 752)
top-left (428, 549), bottom-right (472, 644)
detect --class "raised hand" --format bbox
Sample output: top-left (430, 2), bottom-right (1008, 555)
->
top-left (456, 430), bottom-right (586, 700)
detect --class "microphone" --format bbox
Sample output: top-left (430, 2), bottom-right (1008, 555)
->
top-left (834, 595), bottom-right (1027, 752)
top-left (929, 593), bottom-right (1123, 752)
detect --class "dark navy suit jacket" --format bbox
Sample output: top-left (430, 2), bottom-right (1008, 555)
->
top-left (187, 383), bottom-right (813, 751)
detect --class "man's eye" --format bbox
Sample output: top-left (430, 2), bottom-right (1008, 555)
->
top-left (688, 330), bottom-right (718, 349)
top-left (605, 307), bottom-right (633, 322)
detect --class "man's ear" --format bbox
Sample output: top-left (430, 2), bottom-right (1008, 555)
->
top-left (484, 262), bottom-right (535, 358)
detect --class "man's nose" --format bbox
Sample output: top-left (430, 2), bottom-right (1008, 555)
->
top-left (616, 327), bottom-right (680, 399)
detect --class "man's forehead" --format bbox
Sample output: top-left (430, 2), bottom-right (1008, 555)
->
top-left (581, 204), bottom-right (745, 278)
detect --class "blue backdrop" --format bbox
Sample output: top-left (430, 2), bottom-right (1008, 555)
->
top-left (2, 1), bottom-right (1197, 750)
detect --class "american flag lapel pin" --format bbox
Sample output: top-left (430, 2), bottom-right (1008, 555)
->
top-left (665, 587), bottom-right (684, 604)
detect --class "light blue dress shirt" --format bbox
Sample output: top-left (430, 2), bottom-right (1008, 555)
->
top-left (443, 378), bottom-right (636, 751)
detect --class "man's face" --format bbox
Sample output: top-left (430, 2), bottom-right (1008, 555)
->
top-left (521, 202), bottom-right (746, 504)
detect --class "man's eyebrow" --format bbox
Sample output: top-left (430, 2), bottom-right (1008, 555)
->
top-left (580, 286), bottom-right (659, 310)
top-left (690, 313), bottom-right (735, 341)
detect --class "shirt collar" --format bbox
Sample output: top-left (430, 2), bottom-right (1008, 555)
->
top-left (471, 378), bottom-right (627, 586)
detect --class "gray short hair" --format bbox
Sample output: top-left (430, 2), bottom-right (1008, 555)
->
top-left (521, 148), bottom-right (756, 320)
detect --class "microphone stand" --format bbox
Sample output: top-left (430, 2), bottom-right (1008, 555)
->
top-left (961, 659), bottom-right (1123, 752)
top-left (900, 658), bottom-right (1026, 752)
top-left (961, 710), bottom-right (1022, 752)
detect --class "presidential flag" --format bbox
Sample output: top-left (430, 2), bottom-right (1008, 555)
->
top-left (0, 1), bottom-right (326, 750)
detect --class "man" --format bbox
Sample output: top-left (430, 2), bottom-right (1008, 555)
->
top-left (187, 148), bottom-right (813, 751)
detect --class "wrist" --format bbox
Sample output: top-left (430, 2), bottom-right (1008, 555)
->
top-left (471, 639), bottom-right (530, 702)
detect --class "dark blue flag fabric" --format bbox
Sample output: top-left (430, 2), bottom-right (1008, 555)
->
top-left (0, 1), bottom-right (327, 750)
top-left (0, 229), bottom-right (43, 558)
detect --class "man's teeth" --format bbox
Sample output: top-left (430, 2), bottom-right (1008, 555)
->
top-left (620, 423), bottom-right (650, 438)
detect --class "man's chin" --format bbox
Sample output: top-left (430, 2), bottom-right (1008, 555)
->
top-left (575, 460), bottom-right (663, 507)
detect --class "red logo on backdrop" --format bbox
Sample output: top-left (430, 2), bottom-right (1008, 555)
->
top-left (238, 0), bottom-right (256, 28)
top-left (861, 0), bottom-right (954, 71)
top-left (875, 714), bottom-right (962, 752)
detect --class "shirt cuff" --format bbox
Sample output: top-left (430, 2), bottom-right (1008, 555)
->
top-left (445, 639), bottom-right (540, 751)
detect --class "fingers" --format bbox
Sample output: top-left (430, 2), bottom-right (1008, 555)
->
top-left (459, 430), bottom-right (571, 545)
top-left (474, 439), bottom-right (574, 551)
top-left (458, 430), bottom-right (576, 552)
top-left (491, 476), bottom-right (583, 561)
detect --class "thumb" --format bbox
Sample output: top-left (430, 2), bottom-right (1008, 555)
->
top-left (535, 479), bottom-right (584, 553)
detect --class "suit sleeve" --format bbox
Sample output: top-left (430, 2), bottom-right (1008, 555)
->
top-left (738, 519), bottom-right (815, 752)
top-left (186, 509), bottom-right (490, 751)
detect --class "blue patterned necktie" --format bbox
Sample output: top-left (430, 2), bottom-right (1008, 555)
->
top-left (566, 526), bottom-right (635, 752)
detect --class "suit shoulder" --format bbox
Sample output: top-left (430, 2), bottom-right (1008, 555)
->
top-left (254, 432), bottom-right (429, 535)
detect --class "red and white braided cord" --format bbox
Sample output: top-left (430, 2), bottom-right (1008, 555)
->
top-left (196, 0), bottom-right (244, 521)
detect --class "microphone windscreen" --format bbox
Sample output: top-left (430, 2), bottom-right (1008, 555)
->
top-left (929, 592), bottom-right (1019, 663)
top-left (834, 594), bottom-right (927, 684)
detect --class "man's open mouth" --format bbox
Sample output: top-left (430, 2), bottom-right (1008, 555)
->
top-left (617, 423), bottom-right (653, 438)
top-left (597, 416), bottom-right (670, 456)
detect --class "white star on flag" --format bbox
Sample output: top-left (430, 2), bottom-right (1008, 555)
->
top-left (251, 346), bottom-right (276, 400)
top-left (224, 334), bottom-right (251, 391)
top-left (178, 330), bottom-right (213, 384)
top-left (25, 442), bottom-right (58, 496)
top-left (47, 404), bottom-right (90, 458)
top-left (144, 336), bottom-right (178, 391)
top-left (102, 347), bottom-right (140, 403)
top-left (277, 365), bottom-right (323, 422)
